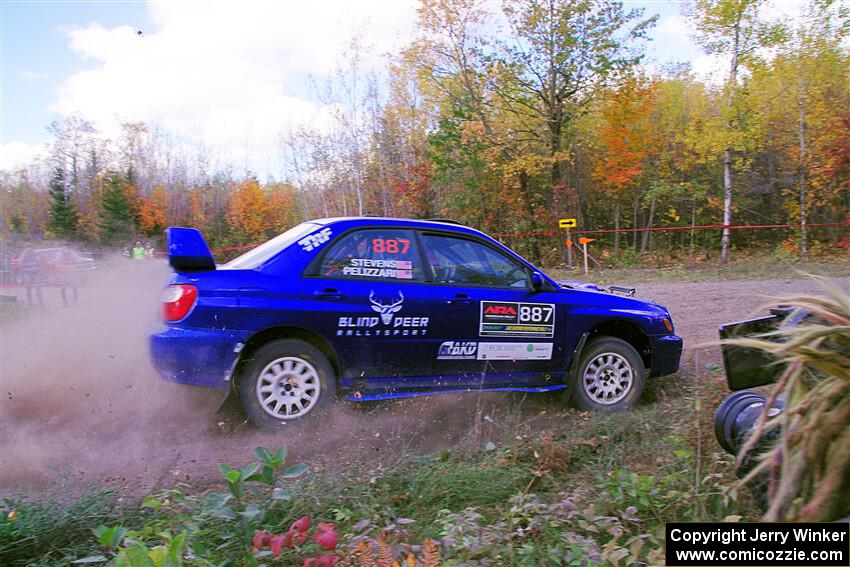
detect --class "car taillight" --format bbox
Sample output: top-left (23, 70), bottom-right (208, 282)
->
top-left (161, 284), bottom-right (198, 321)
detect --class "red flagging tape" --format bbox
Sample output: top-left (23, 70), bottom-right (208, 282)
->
top-left (493, 222), bottom-right (849, 238)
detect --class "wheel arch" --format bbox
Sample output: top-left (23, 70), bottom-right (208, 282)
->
top-left (586, 319), bottom-right (651, 370)
top-left (233, 326), bottom-right (340, 392)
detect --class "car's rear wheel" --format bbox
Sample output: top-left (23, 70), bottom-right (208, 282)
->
top-left (237, 339), bottom-right (335, 428)
top-left (569, 337), bottom-right (645, 412)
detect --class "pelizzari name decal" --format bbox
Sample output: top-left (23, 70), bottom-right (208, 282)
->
top-left (342, 258), bottom-right (413, 279)
top-left (336, 291), bottom-right (429, 337)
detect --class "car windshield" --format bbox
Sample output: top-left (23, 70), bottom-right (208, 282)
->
top-left (223, 222), bottom-right (319, 270)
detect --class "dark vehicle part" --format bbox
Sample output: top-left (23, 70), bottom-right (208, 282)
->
top-left (714, 391), bottom-right (784, 508)
top-left (715, 306), bottom-right (804, 510)
top-left (570, 337), bottom-right (646, 412)
top-left (236, 339), bottom-right (335, 428)
top-left (714, 391), bottom-right (784, 454)
top-left (719, 306), bottom-right (809, 390)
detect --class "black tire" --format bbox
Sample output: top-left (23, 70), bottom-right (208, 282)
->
top-left (237, 339), bottom-right (335, 428)
top-left (569, 337), bottom-right (646, 412)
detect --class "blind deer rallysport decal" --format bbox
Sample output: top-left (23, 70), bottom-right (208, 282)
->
top-left (480, 301), bottom-right (555, 338)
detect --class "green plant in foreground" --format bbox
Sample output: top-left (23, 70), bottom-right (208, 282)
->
top-left (84, 447), bottom-right (306, 566)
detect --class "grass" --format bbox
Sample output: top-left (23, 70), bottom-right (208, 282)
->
top-left (547, 255), bottom-right (849, 286)
top-left (0, 362), bottom-right (761, 565)
top-left (0, 485), bottom-right (131, 565)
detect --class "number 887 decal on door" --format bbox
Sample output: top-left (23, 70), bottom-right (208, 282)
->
top-left (480, 301), bottom-right (555, 338)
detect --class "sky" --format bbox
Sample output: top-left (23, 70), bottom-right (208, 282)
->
top-left (0, 0), bottom-right (800, 177)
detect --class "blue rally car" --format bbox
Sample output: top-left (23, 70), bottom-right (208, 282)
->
top-left (150, 217), bottom-right (682, 428)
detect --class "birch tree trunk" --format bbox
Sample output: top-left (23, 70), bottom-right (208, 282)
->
top-left (720, 23), bottom-right (740, 264)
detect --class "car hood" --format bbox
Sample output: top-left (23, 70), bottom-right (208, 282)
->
top-left (555, 279), bottom-right (670, 316)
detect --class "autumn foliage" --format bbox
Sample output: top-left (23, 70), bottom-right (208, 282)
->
top-left (2, 0), bottom-right (847, 262)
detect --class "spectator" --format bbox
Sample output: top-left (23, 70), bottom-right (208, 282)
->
top-left (56, 243), bottom-right (79, 307)
top-left (132, 241), bottom-right (145, 261)
top-left (144, 241), bottom-right (155, 259)
top-left (19, 243), bottom-right (44, 306)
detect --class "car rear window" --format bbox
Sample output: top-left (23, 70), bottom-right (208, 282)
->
top-left (319, 229), bottom-right (423, 281)
top-left (224, 222), bottom-right (320, 270)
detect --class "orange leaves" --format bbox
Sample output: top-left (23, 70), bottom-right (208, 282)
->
top-left (227, 180), bottom-right (301, 243)
top-left (591, 76), bottom-right (660, 198)
top-left (227, 179), bottom-right (273, 242)
top-left (138, 186), bottom-right (167, 236)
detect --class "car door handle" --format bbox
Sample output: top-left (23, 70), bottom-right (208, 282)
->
top-left (446, 294), bottom-right (473, 305)
top-left (314, 288), bottom-right (343, 301)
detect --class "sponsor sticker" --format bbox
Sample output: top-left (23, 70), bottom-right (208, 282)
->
top-left (336, 290), bottom-right (429, 337)
top-left (342, 258), bottom-right (413, 279)
top-left (480, 301), bottom-right (555, 337)
top-left (477, 342), bottom-right (553, 360)
top-left (437, 341), bottom-right (478, 360)
top-left (298, 227), bottom-right (333, 252)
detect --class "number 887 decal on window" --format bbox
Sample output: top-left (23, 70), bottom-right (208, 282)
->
top-left (480, 301), bottom-right (555, 338)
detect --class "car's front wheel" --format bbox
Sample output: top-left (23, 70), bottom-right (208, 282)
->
top-left (237, 339), bottom-right (335, 428)
top-left (569, 337), bottom-right (645, 412)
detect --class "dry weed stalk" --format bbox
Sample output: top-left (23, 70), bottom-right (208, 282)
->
top-left (342, 537), bottom-right (441, 567)
top-left (725, 277), bottom-right (850, 521)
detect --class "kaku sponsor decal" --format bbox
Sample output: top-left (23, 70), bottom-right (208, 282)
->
top-left (342, 258), bottom-right (413, 279)
top-left (298, 227), bottom-right (333, 252)
top-left (477, 342), bottom-right (553, 360)
top-left (437, 341), bottom-right (478, 360)
top-left (480, 301), bottom-right (555, 338)
top-left (336, 291), bottom-right (429, 337)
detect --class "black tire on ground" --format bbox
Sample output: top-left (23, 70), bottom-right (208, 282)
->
top-left (569, 336), bottom-right (646, 412)
top-left (236, 338), bottom-right (335, 428)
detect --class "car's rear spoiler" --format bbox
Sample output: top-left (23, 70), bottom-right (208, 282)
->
top-left (166, 227), bottom-right (216, 272)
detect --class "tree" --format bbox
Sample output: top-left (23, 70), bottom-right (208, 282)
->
top-left (98, 174), bottom-right (136, 245)
top-left (47, 166), bottom-right (79, 239)
top-left (688, 0), bottom-right (785, 262)
top-left (591, 75), bottom-right (658, 254)
top-left (227, 179), bottom-right (272, 243)
top-left (492, 0), bottom-right (655, 262)
top-left (48, 115), bottom-right (97, 196)
top-left (138, 185), bottom-right (167, 237)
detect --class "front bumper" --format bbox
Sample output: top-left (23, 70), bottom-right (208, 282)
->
top-left (649, 334), bottom-right (683, 377)
top-left (149, 326), bottom-right (251, 389)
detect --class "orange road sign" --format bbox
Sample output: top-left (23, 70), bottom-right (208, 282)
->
top-left (579, 237), bottom-right (595, 245)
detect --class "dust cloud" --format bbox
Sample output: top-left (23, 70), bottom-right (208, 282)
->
top-left (5, 259), bottom-right (837, 496)
top-left (0, 259), bottom-right (536, 497)
top-left (1, 257), bottom-right (215, 494)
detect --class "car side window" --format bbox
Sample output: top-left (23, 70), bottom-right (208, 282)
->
top-left (421, 234), bottom-right (530, 288)
top-left (320, 229), bottom-right (423, 281)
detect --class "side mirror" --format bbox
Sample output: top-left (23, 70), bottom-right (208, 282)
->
top-left (531, 271), bottom-right (544, 292)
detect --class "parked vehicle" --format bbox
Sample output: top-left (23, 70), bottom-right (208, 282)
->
top-left (149, 218), bottom-right (682, 428)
